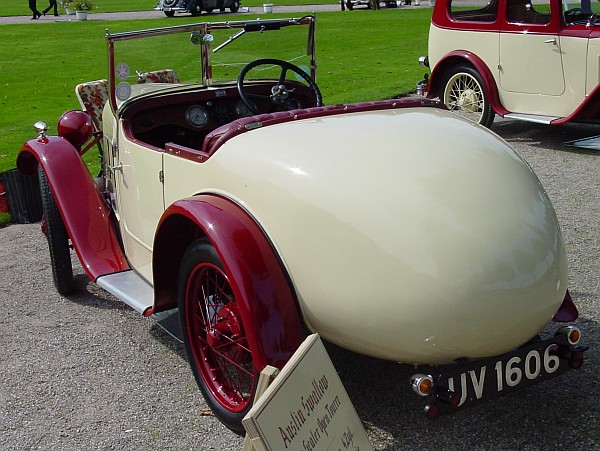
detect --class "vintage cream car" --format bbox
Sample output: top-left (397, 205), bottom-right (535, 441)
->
top-left (420, 0), bottom-right (600, 127)
top-left (18, 16), bottom-right (585, 431)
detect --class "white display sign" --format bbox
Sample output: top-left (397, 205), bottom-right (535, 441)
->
top-left (242, 334), bottom-right (373, 451)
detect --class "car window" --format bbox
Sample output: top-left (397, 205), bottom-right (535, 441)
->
top-left (506, 0), bottom-right (552, 24)
top-left (449, 0), bottom-right (499, 22)
top-left (563, 0), bottom-right (600, 25)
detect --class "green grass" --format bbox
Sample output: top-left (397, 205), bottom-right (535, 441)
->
top-left (0, 9), bottom-right (432, 174)
top-left (3, 0), bottom-right (337, 16)
top-left (0, 212), bottom-right (11, 228)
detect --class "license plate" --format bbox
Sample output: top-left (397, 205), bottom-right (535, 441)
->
top-left (435, 335), bottom-right (572, 412)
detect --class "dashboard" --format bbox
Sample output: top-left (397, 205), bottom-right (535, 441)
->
top-left (125, 83), bottom-right (316, 150)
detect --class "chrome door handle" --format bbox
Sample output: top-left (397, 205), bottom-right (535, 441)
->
top-left (109, 163), bottom-right (123, 173)
top-left (544, 38), bottom-right (557, 45)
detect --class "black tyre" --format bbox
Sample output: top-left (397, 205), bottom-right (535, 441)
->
top-left (164, 10), bottom-right (175, 16)
top-left (178, 239), bottom-right (257, 433)
top-left (188, 0), bottom-right (204, 17)
top-left (229, 1), bottom-right (239, 12)
top-left (442, 65), bottom-right (495, 128)
top-left (205, 7), bottom-right (214, 12)
top-left (38, 167), bottom-right (74, 295)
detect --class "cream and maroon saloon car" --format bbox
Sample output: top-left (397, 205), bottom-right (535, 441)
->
top-left (18, 16), bottom-right (585, 431)
top-left (420, 0), bottom-right (600, 127)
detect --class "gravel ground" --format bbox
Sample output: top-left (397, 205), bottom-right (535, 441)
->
top-left (1, 118), bottom-right (598, 450)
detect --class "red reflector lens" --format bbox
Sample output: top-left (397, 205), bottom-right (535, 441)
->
top-left (569, 350), bottom-right (584, 370)
top-left (437, 389), bottom-right (460, 407)
top-left (425, 403), bottom-right (440, 419)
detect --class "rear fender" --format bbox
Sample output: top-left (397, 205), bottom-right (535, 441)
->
top-left (428, 51), bottom-right (509, 116)
top-left (17, 137), bottom-right (129, 280)
top-left (151, 194), bottom-right (304, 371)
top-left (551, 83), bottom-right (600, 124)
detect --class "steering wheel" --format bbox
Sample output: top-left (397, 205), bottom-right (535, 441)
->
top-left (564, 7), bottom-right (583, 14)
top-left (237, 58), bottom-right (323, 115)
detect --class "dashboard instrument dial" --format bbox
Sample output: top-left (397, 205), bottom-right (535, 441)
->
top-left (185, 105), bottom-right (209, 128)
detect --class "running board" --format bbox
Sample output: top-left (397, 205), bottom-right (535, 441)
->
top-left (503, 113), bottom-right (560, 125)
top-left (96, 270), bottom-right (154, 314)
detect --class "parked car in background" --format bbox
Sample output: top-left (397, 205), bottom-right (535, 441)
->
top-left (340, 0), bottom-right (400, 10)
top-left (420, 0), bottom-right (600, 127)
top-left (18, 15), bottom-right (586, 433)
top-left (155, 0), bottom-right (240, 16)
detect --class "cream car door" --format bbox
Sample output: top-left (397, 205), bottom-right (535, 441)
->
top-left (112, 121), bottom-right (165, 282)
top-left (499, 0), bottom-right (565, 95)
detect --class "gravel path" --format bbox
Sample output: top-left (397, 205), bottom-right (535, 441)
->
top-left (1, 118), bottom-right (598, 450)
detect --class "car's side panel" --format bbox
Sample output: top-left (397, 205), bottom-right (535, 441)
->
top-left (151, 195), bottom-right (305, 371)
top-left (112, 122), bottom-right (165, 283)
top-left (551, 82), bottom-right (600, 123)
top-left (499, 31), bottom-right (565, 96)
top-left (586, 36), bottom-right (600, 95)
top-left (428, 27), bottom-right (499, 82)
top-left (17, 138), bottom-right (129, 280)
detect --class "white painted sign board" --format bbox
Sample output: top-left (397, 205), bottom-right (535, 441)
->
top-left (242, 334), bottom-right (373, 451)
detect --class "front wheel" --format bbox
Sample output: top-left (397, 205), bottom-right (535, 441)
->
top-left (442, 65), bottom-right (495, 128)
top-left (229, 1), bottom-right (239, 12)
top-left (38, 167), bottom-right (74, 295)
top-left (188, 0), bottom-right (202, 15)
top-left (178, 239), bottom-right (257, 433)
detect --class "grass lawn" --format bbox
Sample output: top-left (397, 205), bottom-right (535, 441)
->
top-left (3, 0), bottom-right (338, 16)
top-left (0, 9), bottom-right (431, 172)
top-left (0, 8), bottom-right (432, 226)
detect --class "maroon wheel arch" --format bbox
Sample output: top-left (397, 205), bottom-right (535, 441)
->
top-left (17, 138), bottom-right (129, 280)
top-left (428, 51), bottom-right (509, 117)
top-left (151, 195), bottom-right (305, 372)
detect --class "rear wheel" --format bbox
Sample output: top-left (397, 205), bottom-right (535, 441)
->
top-left (442, 65), bottom-right (495, 128)
top-left (178, 239), bottom-right (257, 433)
top-left (164, 10), bottom-right (175, 16)
top-left (229, 1), bottom-right (239, 12)
top-left (38, 167), bottom-right (73, 295)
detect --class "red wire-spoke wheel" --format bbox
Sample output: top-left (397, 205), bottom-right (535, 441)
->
top-left (178, 239), bottom-right (257, 433)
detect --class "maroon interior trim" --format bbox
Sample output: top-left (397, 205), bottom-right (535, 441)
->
top-left (165, 142), bottom-right (210, 163)
top-left (200, 98), bottom-right (443, 157)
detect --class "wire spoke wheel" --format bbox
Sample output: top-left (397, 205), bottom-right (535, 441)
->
top-left (442, 65), bottom-right (494, 128)
top-left (179, 240), bottom-right (256, 433)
